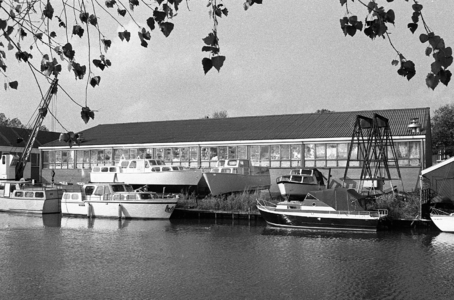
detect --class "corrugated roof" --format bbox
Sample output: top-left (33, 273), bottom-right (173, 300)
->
top-left (41, 107), bottom-right (430, 147)
top-left (0, 126), bottom-right (61, 149)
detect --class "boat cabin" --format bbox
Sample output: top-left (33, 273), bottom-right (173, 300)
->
top-left (0, 180), bottom-right (64, 199)
top-left (209, 159), bottom-right (269, 175)
top-left (62, 182), bottom-right (160, 202)
top-left (277, 168), bottom-right (325, 186)
top-left (91, 159), bottom-right (187, 174)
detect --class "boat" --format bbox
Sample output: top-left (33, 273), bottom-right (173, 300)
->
top-left (430, 208), bottom-right (454, 232)
top-left (202, 159), bottom-right (270, 196)
top-left (257, 188), bottom-right (388, 231)
top-left (0, 180), bottom-right (64, 214)
top-left (90, 158), bottom-right (203, 193)
top-left (61, 182), bottom-right (178, 219)
top-left (276, 168), bottom-right (326, 200)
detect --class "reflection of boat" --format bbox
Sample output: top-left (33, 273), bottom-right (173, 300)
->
top-left (202, 159), bottom-right (270, 196)
top-left (0, 180), bottom-right (64, 214)
top-left (0, 212), bottom-right (61, 228)
top-left (276, 168), bottom-right (326, 199)
top-left (430, 208), bottom-right (454, 232)
top-left (257, 188), bottom-right (388, 232)
top-left (60, 216), bottom-right (172, 231)
top-left (90, 159), bottom-right (203, 193)
top-left (61, 182), bottom-right (178, 219)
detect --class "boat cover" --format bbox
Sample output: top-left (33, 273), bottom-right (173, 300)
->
top-left (308, 188), bottom-right (373, 211)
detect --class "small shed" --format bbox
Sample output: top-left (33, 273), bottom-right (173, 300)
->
top-left (421, 157), bottom-right (454, 201)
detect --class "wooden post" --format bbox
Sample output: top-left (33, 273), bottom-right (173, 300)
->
top-left (86, 203), bottom-right (91, 218)
top-left (118, 204), bottom-right (122, 219)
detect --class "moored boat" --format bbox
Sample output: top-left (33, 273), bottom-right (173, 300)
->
top-left (202, 159), bottom-right (270, 196)
top-left (257, 188), bottom-right (388, 232)
top-left (430, 208), bottom-right (454, 232)
top-left (90, 158), bottom-right (203, 193)
top-left (276, 168), bottom-right (326, 200)
top-left (0, 180), bottom-right (64, 214)
top-left (61, 182), bottom-right (178, 219)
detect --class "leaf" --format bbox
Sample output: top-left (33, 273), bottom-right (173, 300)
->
top-left (80, 12), bottom-right (89, 23)
top-left (43, 2), bottom-right (54, 19)
top-left (90, 76), bottom-right (101, 87)
top-left (202, 57), bottom-right (213, 74)
top-left (419, 33), bottom-right (429, 43)
top-left (160, 22), bottom-right (174, 37)
top-left (426, 73), bottom-right (439, 90)
top-left (89, 15), bottom-right (98, 26)
top-left (81, 107), bottom-right (95, 124)
top-left (391, 59), bottom-right (399, 66)
top-left (62, 43), bottom-right (75, 60)
top-left (153, 10), bottom-right (166, 24)
top-left (439, 69), bottom-right (452, 86)
top-left (102, 39), bottom-right (111, 52)
top-left (0, 19), bottom-right (7, 31)
top-left (72, 25), bottom-right (84, 38)
top-left (407, 22), bottom-right (418, 34)
top-left (340, 0), bottom-right (347, 6)
top-left (118, 9), bottom-right (126, 17)
top-left (118, 30), bottom-right (131, 42)
top-left (106, 0), bottom-right (116, 8)
top-left (431, 61), bottom-right (442, 74)
top-left (212, 55), bottom-right (225, 72)
top-left (412, 3), bottom-right (423, 12)
top-left (146, 17), bottom-right (156, 31)
top-left (8, 81), bottom-right (18, 89)
top-left (93, 59), bottom-right (105, 70)
top-left (203, 32), bottom-right (217, 46)
top-left (386, 10), bottom-right (395, 24)
top-left (346, 26), bottom-right (357, 37)
top-left (425, 47), bottom-right (432, 56)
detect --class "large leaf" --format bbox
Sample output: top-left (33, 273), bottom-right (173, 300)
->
top-left (202, 57), bottom-right (213, 74)
top-left (90, 76), bottom-right (101, 87)
top-left (43, 2), bottom-right (54, 19)
top-left (8, 81), bottom-right (18, 89)
top-left (160, 22), bottom-right (174, 37)
top-left (212, 56), bottom-right (225, 72)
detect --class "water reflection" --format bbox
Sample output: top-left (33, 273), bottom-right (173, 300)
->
top-left (261, 226), bottom-right (379, 240)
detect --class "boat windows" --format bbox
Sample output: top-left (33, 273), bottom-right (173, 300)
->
top-left (144, 160), bottom-right (150, 168)
top-left (303, 177), bottom-right (315, 184)
top-left (24, 192), bottom-right (34, 198)
top-left (162, 167), bottom-right (171, 171)
top-left (92, 167), bottom-right (101, 172)
top-left (35, 192), bottom-right (44, 198)
top-left (71, 194), bottom-right (80, 200)
top-left (111, 185), bottom-right (126, 192)
top-left (292, 175), bottom-right (303, 182)
top-left (221, 168), bottom-right (232, 173)
top-left (15, 191), bottom-right (24, 197)
top-left (129, 161), bottom-right (137, 168)
top-left (85, 186), bottom-right (95, 196)
top-left (109, 167), bottom-right (117, 172)
top-left (120, 161), bottom-right (129, 168)
top-left (94, 186), bottom-right (105, 196)
top-left (139, 193), bottom-right (154, 200)
top-left (101, 167), bottom-right (109, 172)
top-left (151, 167), bottom-right (160, 172)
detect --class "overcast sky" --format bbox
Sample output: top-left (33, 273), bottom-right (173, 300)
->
top-left (1, 0), bottom-right (454, 133)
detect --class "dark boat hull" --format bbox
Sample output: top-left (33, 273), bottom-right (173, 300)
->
top-left (258, 207), bottom-right (381, 232)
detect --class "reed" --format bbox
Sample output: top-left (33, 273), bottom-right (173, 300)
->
top-left (374, 192), bottom-right (421, 220)
top-left (177, 190), bottom-right (266, 213)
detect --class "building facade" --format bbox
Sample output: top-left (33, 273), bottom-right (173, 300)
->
top-left (39, 108), bottom-right (432, 194)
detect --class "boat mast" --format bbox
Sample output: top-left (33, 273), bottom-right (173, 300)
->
top-left (15, 78), bottom-right (59, 180)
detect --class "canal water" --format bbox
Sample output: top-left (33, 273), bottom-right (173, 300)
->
top-left (1, 214), bottom-right (453, 300)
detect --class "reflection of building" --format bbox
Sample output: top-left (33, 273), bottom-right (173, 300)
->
top-left (0, 126), bottom-right (60, 181)
top-left (39, 108), bottom-right (431, 193)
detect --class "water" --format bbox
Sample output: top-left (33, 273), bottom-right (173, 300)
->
top-left (1, 214), bottom-right (454, 300)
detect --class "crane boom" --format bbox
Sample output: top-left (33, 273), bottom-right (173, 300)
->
top-left (15, 78), bottom-right (59, 180)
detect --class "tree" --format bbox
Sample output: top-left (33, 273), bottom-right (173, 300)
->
top-left (315, 109), bottom-right (333, 114)
top-left (0, 112), bottom-right (48, 130)
top-left (431, 104), bottom-right (454, 157)
top-left (212, 110), bottom-right (228, 118)
top-left (0, 0), bottom-right (451, 127)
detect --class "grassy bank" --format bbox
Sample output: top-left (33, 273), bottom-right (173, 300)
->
top-left (177, 190), bottom-right (423, 220)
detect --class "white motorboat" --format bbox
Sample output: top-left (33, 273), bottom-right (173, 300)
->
top-left (61, 182), bottom-right (178, 219)
top-left (430, 208), bottom-right (454, 232)
top-left (257, 188), bottom-right (388, 232)
top-left (276, 168), bottom-right (326, 199)
top-left (90, 159), bottom-right (203, 192)
top-left (0, 180), bottom-right (63, 214)
top-left (202, 159), bottom-right (270, 196)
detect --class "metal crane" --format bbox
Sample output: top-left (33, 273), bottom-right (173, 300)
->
top-left (14, 78), bottom-right (59, 180)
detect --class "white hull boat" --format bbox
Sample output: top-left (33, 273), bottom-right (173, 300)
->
top-left (0, 181), bottom-right (63, 214)
top-left (61, 182), bottom-right (178, 219)
top-left (430, 208), bottom-right (454, 232)
top-left (276, 168), bottom-right (326, 199)
top-left (202, 159), bottom-right (270, 196)
top-left (90, 159), bottom-right (203, 188)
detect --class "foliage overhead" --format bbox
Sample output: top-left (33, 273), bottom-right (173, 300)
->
top-left (0, 112), bottom-right (48, 131)
top-left (431, 104), bottom-right (454, 156)
top-left (340, 0), bottom-right (452, 89)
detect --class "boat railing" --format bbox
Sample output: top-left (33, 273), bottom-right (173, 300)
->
top-left (256, 199), bottom-right (277, 207)
top-left (431, 208), bottom-right (451, 215)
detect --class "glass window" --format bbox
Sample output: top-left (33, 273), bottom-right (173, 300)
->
top-left (190, 147), bottom-right (198, 161)
top-left (180, 147), bottom-right (189, 161)
top-left (250, 146), bottom-right (260, 161)
top-left (327, 144), bottom-right (337, 159)
top-left (201, 147), bottom-right (209, 161)
top-left (218, 147), bottom-right (227, 160)
top-left (129, 148), bottom-right (137, 159)
top-left (281, 145), bottom-right (290, 160)
top-left (271, 145), bottom-right (280, 160)
top-left (304, 144), bottom-right (315, 159)
top-left (338, 143), bottom-right (348, 159)
top-left (291, 145), bottom-right (301, 160)
top-left (172, 148), bottom-right (181, 161)
top-left (145, 148), bottom-right (153, 159)
top-left (164, 148), bottom-right (172, 162)
top-left (315, 144), bottom-right (325, 159)
top-left (260, 146), bottom-right (270, 161)
top-left (156, 148), bottom-right (164, 160)
top-left (237, 146), bottom-right (247, 159)
top-left (209, 147), bottom-right (218, 161)
top-left (137, 148), bottom-right (146, 159)
top-left (228, 147), bottom-right (237, 159)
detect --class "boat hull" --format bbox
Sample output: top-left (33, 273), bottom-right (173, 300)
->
top-left (61, 199), bottom-right (178, 219)
top-left (203, 173), bottom-right (270, 196)
top-left (0, 197), bottom-right (60, 214)
top-left (90, 170), bottom-right (203, 186)
top-left (257, 206), bottom-right (381, 232)
top-left (430, 214), bottom-right (454, 232)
